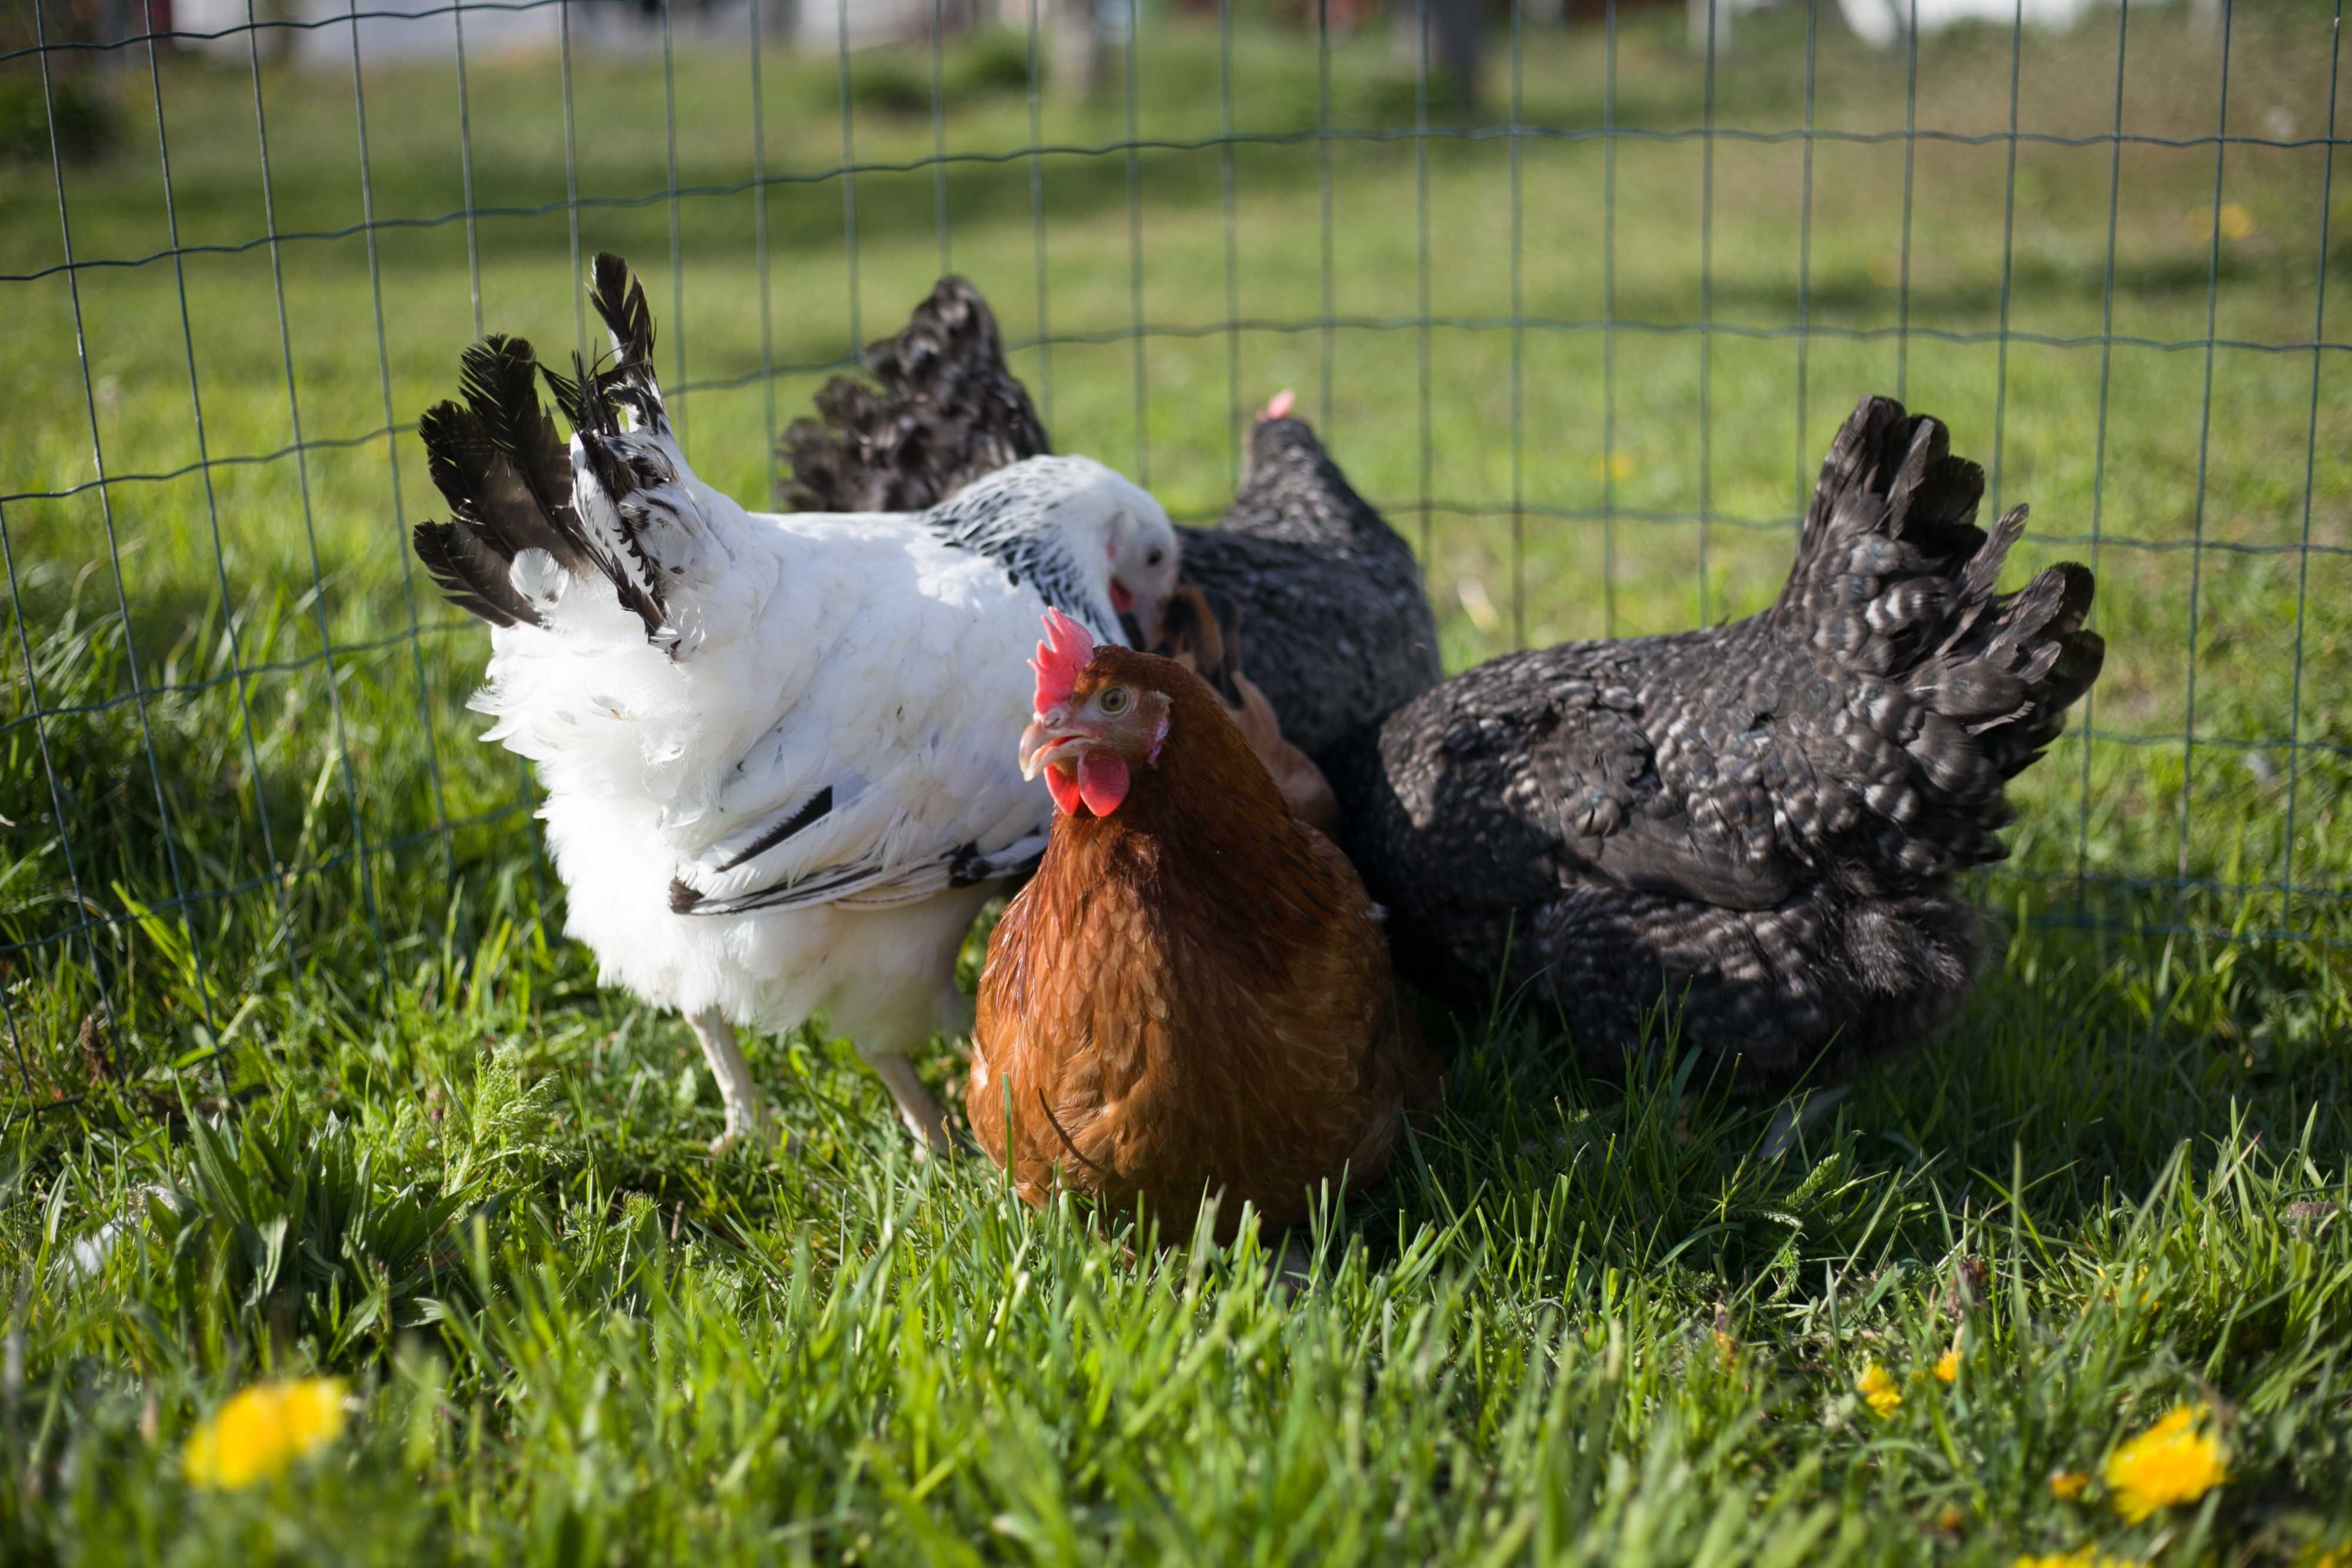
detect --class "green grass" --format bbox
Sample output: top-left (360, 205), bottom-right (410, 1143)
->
top-left (3, 2), bottom-right (2351, 1560)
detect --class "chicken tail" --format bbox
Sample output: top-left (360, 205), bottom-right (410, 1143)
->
top-left (777, 275), bottom-right (1051, 513)
top-left (1775, 395), bottom-right (2104, 874)
top-left (414, 254), bottom-right (722, 648)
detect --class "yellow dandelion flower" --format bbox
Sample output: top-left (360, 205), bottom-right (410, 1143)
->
top-left (1856, 1361), bottom-right (1902, 1419)
top-left (2012, 1549), bottom-right (2139, 1568)
top-left (2184, 203), bottom-right (2257, 242)
top-left (1592, 450), bottom-right (1636, 484)
top-left (1935, 1503), bottom-right (1966, 1533)
top-left (1934, 1348), bottom-right (1960, 1383)
top-left (2104, 1403), bottom-right (2226, 1523)
top-left (183, 1379), bottom-right (349, 1490)
top-left (2048, 1469), bottom-right (2090, 1500)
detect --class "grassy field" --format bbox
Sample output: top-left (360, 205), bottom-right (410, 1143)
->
top-left (4, 0), bottom-right (2351, 1560)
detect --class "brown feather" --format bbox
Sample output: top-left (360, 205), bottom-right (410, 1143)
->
top-left (968, 648), bottom-right (1440, 1241)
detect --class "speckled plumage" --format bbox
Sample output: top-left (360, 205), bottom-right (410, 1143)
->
top-left (779, 278), bottom-right (1048, 516)
top-left (1328, 396), bottom-right (2104, 1082)
top-left (1177, 418), bottom-right (1444, 763)
top-left (777, 276), bottom-right (1442, 765)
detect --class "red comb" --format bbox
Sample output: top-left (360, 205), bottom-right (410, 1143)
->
top-left (1030, 607), bottom-right (1095, 713)
top-left (1259, 388), bottom-right (1296, 422)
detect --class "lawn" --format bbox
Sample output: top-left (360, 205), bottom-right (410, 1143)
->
top-left (2, 0), bottom-right (2350, 1560)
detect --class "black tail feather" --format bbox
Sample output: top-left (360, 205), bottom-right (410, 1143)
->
top-left (412, 260), bottom-right (681, 639)
top-left (1779, 396), bottom-right (2103, 880)
top-left (540, 353), bottom-right (591, 436)
top-left (586, 251), bottom-right (666, 437)
top-left (777, 274), bottom-right (1049, 512)
top-left (589, 250), bottom-right (655, 367)
top-left (412, 514), bottom-right (538, 628)
top-left (1970, 557), bottom-right (2102, 777)
top-left (446, 336), bottom-right (593, 576)
top-left (457, 335), bottom-right (570, 524)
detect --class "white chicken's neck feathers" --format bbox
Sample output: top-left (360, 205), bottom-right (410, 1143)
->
top-left (918, 457), bottom-right (1118, 631)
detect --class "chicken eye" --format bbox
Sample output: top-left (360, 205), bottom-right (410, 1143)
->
top-left (1145, 549), bottom-right (1164, 567)
top-left (1098, 687), bottom-right (1132, 716)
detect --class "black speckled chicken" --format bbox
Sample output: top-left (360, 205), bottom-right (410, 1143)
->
top-left (1328, 396), bottom-right (2104, 1081)
top-left (779, 279), bottom-right (1441, 763)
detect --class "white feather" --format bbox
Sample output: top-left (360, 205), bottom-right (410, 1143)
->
top-left (467, 427), bottom-right (1165, 1061)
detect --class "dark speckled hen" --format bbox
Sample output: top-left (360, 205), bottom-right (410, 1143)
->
top-left (778, 277), bottom-right (1441, 764)
top-left (1327, 396), bottom-right (2104, 1082)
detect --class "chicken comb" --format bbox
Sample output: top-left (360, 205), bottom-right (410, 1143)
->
top-left (1259, 387), bottom-right (1296, 422)
top-left (1031, 607), bottom-right (1097, 714)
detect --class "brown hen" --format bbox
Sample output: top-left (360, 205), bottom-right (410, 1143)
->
top-left (968, 610), bottom-right (1438, 1241)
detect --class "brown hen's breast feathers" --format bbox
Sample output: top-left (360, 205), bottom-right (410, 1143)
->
top-left (970, 651), bottom-right (1434, 1240)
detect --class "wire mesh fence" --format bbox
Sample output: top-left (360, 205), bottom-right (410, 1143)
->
top-left (1, 0), bottom-right (2346, 1104)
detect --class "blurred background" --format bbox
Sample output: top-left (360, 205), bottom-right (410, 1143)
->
top-left (2, 0), bottom-right (2344, 1090)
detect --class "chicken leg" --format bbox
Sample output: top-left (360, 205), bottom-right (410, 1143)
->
top-left (857, 1045), bottom-right (959, 1157)
top-left (688, 1009), bottom-right (776, 1155)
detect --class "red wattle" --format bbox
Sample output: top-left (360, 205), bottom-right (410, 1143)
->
top-left (1110, 580), bottom-right (1134, 614)
top-left (1044, 764), bottom-right (1083, 816)
top-left (1076, 751), bottom-right (1130, 816)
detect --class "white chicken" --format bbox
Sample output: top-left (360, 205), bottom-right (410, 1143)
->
top-left (412, 255), bottom-right (1179, 1153)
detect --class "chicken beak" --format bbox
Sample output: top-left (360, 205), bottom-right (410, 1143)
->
top-left (1019, 708), bottom-right (1090, 780)
top-left (1017, 716), bottom-right (1053, 780)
